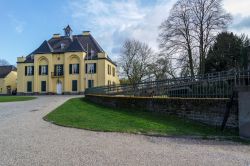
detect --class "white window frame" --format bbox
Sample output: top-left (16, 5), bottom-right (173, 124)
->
top-left (87, 64), bottom-right (95, 74)
top-left (72, 64), bottom-right (78, 74)
top-left (41, 65), bottom-right (47, 75)
top-left (56, 65), bottom-right (62, 76)
top-left (27, 66), bottom-right (33, 76)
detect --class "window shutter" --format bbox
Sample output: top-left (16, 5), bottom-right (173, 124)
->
top-left (54, 65), bottom-right (56, 74)
top-left (32, 66), bottom-right (34, 75)
top-left (77, 64), bottom-right (79, 74)
top-left (61, 65), bottom-right (64, 74)
top-left (85, 64), bottom-right (88, 73)
top-left (94, 63), bottom-right (96, 73)
top-left (69, 64), bottom-right (72, 74)
top-left (25, 66), bottom-right (27, 76)
top-left (39, 66), bottom-right (41, 75)
top-left (46, 65), bottom-right (48, 75)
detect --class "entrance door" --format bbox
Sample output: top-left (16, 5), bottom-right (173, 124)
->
top-left (72, 80), bottom-right (78, 92)
top-left (57, 82), bottom-right (62, 95)
top-left (41, 81), bottom-right (46, 92)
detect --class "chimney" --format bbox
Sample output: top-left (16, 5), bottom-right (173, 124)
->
top-left (83, 31), bottom-right (90, 36)
top-left (53, 34), bottom-right (60, 38)
top-left (17, 56), bottom-right (26, 63)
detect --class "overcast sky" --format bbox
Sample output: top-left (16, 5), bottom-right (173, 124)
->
top-left (0, 0), bottom-right (249, 64)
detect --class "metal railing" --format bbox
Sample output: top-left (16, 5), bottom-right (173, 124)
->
top-left (51, 72), bottom-right (64, 77)
top-left (85, 69), bottom-right (250, 98)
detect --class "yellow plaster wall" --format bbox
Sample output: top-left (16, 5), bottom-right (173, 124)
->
top-left (0, 71), bottom-right (17, 94)
top-left (17, 62), bottom-right (34, 93)
top-left (0, 79), bottom-right (4, 93)
top-left (105, 60), bottom-right (120, 85)
top-left (16, 51), bottom-right (119, 94)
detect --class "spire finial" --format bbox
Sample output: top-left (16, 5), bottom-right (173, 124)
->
top-left (63, 25), bottom-right (73, 37)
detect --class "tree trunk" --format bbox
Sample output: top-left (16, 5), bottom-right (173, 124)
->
top-left (199, 24), bottom-right (205, 75)
top-left (187, 44), bottom-right (195, 78)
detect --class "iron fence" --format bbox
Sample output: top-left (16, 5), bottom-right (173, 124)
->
top-left (85, 69), bottom-right (250, 98)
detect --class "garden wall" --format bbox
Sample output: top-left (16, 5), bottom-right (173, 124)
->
top-left (85, 95), bottom-right (238, 128)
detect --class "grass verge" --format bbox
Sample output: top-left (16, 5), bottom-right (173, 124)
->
top-left (0, 96), bottom-right (36, 102)
top-left (44, 97), bottom-right (242, 140)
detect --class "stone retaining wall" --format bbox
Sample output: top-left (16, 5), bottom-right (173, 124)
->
top-left (86, 95), bottom-right (238, 128)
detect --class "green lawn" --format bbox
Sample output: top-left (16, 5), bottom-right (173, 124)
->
top-left (44, 98), bottom-right (238, 138)
top-left (0, 96), bottom-right (36, 102)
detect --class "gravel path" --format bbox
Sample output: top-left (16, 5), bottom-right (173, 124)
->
top-left (0, 96), bottom-right (249, 166)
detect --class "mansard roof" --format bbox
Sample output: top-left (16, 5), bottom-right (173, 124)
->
top-left (24, 33), bottom-right (106, 63)
top-left (22, 27), bottom-right (117, 65)
top-left (66, 37), bottom-right (86, 52)
top-left (33, 40), bottom-right (54, 54)
top-left (31, 34), bottom-right (104, 55)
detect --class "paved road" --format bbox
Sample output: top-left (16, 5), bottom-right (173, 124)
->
top-left (0, 96), bottom-right (250, 166)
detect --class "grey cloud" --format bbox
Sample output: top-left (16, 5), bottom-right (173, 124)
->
top-left (232, 16), bottom-right (250, 30)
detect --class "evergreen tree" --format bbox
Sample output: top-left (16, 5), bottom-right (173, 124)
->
top-left (205, 32), bottom-right (249, 73)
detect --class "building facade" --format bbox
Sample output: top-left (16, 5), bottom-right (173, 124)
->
top-left (0, 65), bottom-right (17, 95)
top-left (17, 26), bottom-right (119, 95)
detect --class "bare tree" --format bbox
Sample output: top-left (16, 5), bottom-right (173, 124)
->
top-left (118, 39), bottom-right (153, 85)
top-left (0, 59), bottom-right (10, 66)
top-left (159, 0), bottom-right (195, 77)
top-left (191, 0), bottom-right (232, 74)
top-left (159, 0), bottom-right (232, 76)
top-left (148, 55), bottom-right (176, 80)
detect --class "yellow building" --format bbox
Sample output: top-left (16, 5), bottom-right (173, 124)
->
top-left (17, 25), bottom-right (119, 95)
top-left (0, 65), bottom-right (17, 94)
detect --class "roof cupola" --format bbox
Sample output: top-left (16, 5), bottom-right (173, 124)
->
top-left (63, 25), bottom-right (73, 40)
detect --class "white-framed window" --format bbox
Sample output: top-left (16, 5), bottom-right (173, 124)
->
top-left (57, 65), bottom-right (62, 75)
top-left (88, 64), bottom-right (94, 73)
top-left (70, 64), bottom-right (79, 74)
top-left (55, 65), bottom-right (64, 76)
top-left (26, 66), bottom-right (34, 76)
top-left (86, 63), bottom-right (96, 74)
top-left (41, 66), bottom-right (46, 75)
top-left (40, 65), bottom-right (48, 75)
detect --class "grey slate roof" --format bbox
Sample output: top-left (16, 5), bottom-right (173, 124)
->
top-left (31, 34), bottom-right (104, 55)
top-left (0, 65), bottom-right (16, 78)
top-left (66, 37), bottom-right (86, 52)
top-left (23, 32), bottom-right (116, 66)
top-left (33, 40), bottom-right (54, 54)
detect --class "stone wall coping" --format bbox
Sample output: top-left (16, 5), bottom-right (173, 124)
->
top-left (86, 94), bottom-right (230, 101)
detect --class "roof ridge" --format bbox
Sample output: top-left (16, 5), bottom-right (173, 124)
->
top-left (33, 40), bottom-right (54, 54)
top-left (75, 37), bottom-right (86, 51)
top-left (88, 34), bottom-right (104, 52)
top-left (45, 40), bottom-right (54, 52)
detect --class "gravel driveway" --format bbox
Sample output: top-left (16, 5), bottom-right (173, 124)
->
top-left (0, 96), bottom-right (249, 166)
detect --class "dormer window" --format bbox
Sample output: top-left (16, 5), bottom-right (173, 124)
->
top-left (91, 49), bottom-right (95, 58)
top-left (61, 43), bottom-right (66, 50)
